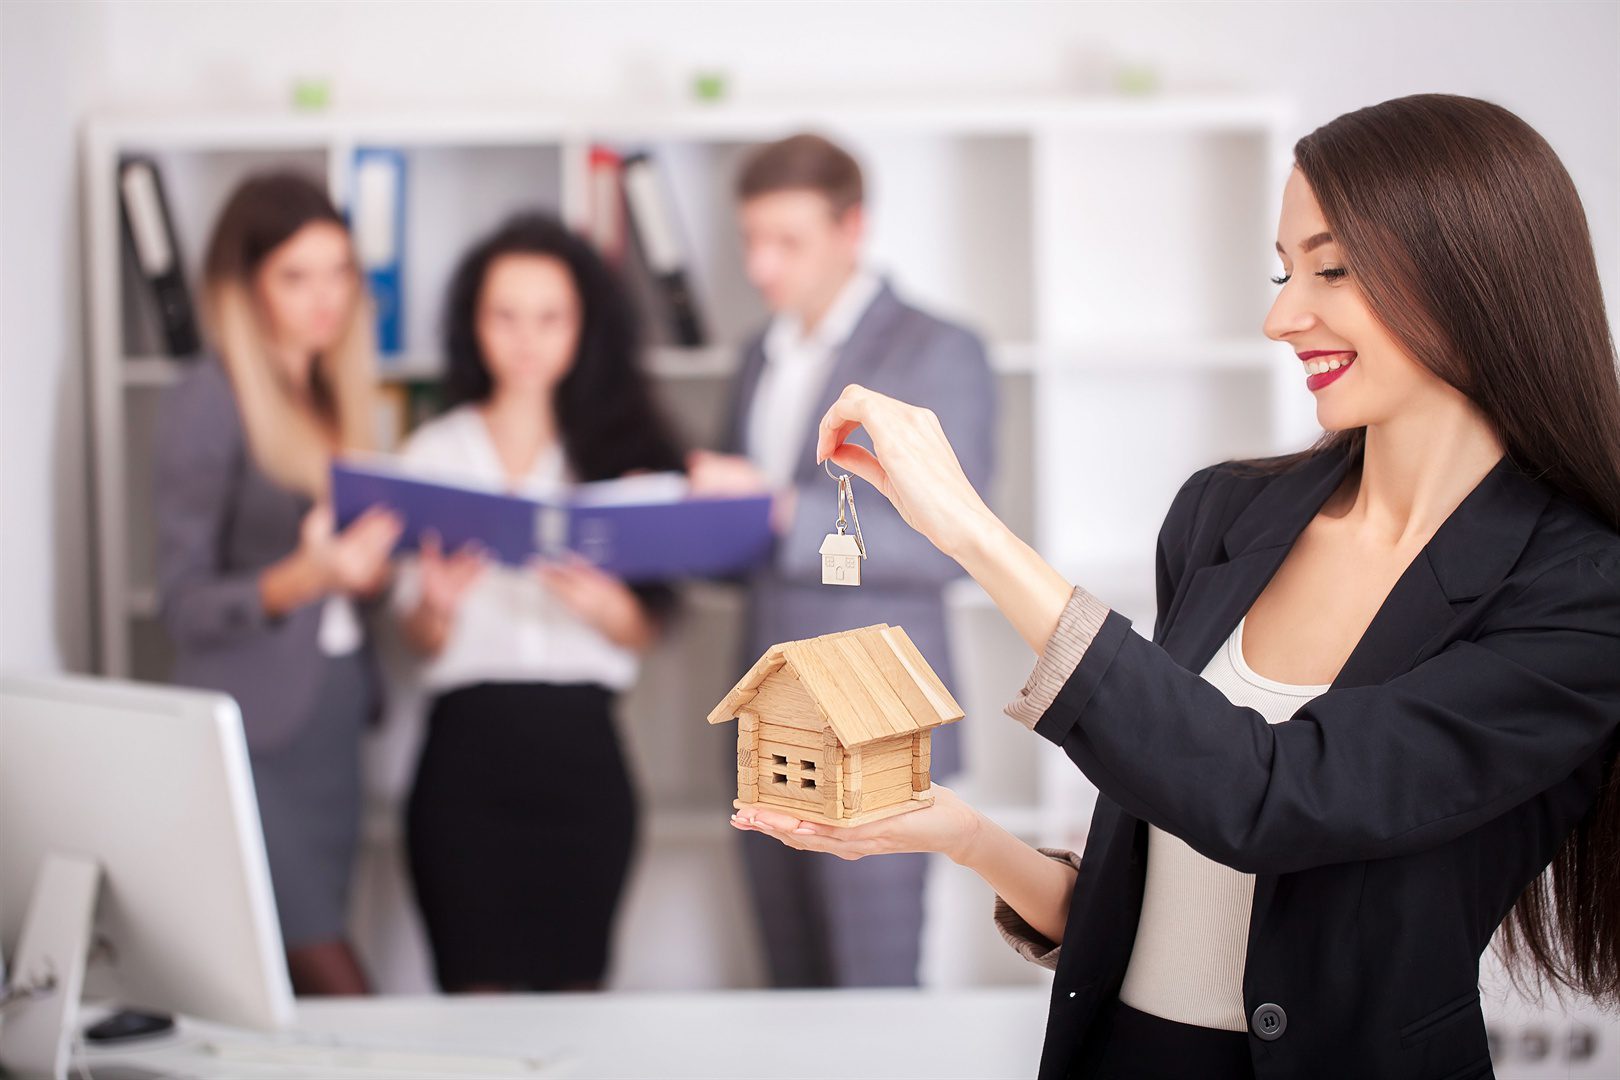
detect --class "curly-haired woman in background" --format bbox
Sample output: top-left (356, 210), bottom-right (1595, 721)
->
top-left (395, 213), bottom-right (686, 993)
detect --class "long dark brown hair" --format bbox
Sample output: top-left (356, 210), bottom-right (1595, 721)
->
top-left (440, 212), bottom-right (684, 481)
top-left (1233, 94), bottom-right (1620, 1007)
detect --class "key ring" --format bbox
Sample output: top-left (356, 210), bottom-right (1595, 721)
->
top-left (824, 460), bottom-right (867, 559)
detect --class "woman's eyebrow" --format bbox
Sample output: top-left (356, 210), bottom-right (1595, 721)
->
top-left (1275, 231), bottom-right (1335, 257)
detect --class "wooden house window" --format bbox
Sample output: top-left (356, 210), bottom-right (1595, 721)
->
top-left (763, 746), bottom-right (824, 795)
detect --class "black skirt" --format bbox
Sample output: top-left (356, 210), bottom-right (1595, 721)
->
top-left (1073, 995), bottom-right (1254, 1079)
top-left (405, 681), bottom-right (638, 990)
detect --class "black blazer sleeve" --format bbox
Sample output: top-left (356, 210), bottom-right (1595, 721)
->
top-left (1037, 497), bottom-right (1620, 877)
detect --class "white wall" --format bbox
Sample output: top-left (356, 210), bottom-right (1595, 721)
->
top-left (1, 0), bottom-right (1616, 673)
top-left (0, 1), bottom-right (101, 672)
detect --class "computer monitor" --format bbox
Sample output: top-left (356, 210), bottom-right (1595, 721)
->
top-left (0, 672), bottom-right (294, 1076)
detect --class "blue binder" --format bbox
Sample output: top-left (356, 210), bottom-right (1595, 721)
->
top-left (350, 148), bottom-right (406, 356)
top-left (331, 460), bottom-right (773, 582)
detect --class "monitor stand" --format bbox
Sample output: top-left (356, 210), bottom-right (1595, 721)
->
top-left (0, 853), bottom-right (101, 1080)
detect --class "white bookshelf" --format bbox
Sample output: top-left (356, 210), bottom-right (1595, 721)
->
top-left (83, 94), bottom-right (1302, 991)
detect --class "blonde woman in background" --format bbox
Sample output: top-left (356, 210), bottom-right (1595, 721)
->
top-left (155, 172), bottom-right (401, 995)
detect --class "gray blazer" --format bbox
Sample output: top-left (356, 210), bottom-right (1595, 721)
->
top-left (154, 358), bottom-right (375, 752)
top-left (722, 279), bottom-right (997, 778)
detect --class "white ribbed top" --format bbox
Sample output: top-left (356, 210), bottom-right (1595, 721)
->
top-left (1116, 614), bottom-right (1330, 1031)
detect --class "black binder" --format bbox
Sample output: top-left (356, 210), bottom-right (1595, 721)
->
top-left (118, 156), bottom-right (200, 357)
top-left (621, 151), bottom-right (706, 347)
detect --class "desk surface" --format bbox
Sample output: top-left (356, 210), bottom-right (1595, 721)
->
top-left (82, 987), bottom-right (1051, 1079)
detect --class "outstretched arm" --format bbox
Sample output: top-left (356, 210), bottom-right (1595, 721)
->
top-left (812, 383), bottom-right (1620, 876)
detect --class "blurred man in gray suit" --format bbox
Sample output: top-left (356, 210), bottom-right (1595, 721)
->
top-left (689, 133), bottom-right (997, 987)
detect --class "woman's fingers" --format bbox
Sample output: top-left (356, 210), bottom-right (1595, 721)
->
top-left (350, 506), bottom-right (403, 546)
top-left (814, 383), bottom-right (879, 464)
top-left (537, 556), bottom-right (606, 597)
top-left (451, 545), bottom-right (486, 578)
top-left (447, 549), bottom-right (486, 590)
top-left (420, 530), bottom-right (443, 563)
top-left (827, 442), bottom-right (892, 502)
top-left (534, 562), bottom-right (579, 600)
top-left (349, 514), bottom-right (403, 565)
top-left (687, 449), bottom-right (768, 496)
top-left (810, 382), bottom-right (998, 560)
top-left (734, 805), bottom-right (805, 831)
top-left (534, 559), bottom-right (612, 615)
top-left (731, 814), bottom-right (856, 857)
top-left (730, 804), bottom-right (885, 860)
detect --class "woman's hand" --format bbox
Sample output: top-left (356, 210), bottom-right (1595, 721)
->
top-left (416, 532), bottom-right (487, 615)
top-left (814, 384), bottom-right (998, 562)
top-left (401, 532), bottom-right (487, 656)
top-left (261, 503), bottom-right (402, 616)
top-left (686, 449), bottom-right (796, 535)
top-left (815, 383), bottom-right (1075, 655)
top-left (730, 784), bottom-right (985, 865)
top-left (311, 504), bottom-right (403, 597)
top-left (732, 783), bottom-right (1080, 945)
top-left (686, 449), bottom-right (769, 496)
top-left (534, 553), bottom-right (657, 651)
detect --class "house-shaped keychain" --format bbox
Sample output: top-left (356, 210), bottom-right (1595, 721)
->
top-left (819, 533), bottom-right (863, 586)
top-left (707, 623), bottom-right (963, 827)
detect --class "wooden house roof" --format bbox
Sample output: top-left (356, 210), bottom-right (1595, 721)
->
top-left (706, 623), bottom-right (964, 748)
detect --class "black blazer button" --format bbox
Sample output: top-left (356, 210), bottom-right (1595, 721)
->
top-left (1251, 1002), bottom-right (1287, 1041)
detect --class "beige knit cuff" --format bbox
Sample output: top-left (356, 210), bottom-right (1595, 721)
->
top-left (1002, 585), bottom-right (1113, 732)
top-left (992, 846), bottom-right (1083, 970)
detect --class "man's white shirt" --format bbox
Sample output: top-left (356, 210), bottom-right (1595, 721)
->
top-left (745, 267), bottom-right (883, 488)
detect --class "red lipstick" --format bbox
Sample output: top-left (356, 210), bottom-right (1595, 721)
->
top-left (1299, 350), bottom-right (1356, 392)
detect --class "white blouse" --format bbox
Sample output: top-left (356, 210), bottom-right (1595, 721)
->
top-left (1116, 613), bottom-right (1331, 1031)
top-left (390, 405), bottom-right (640, 693)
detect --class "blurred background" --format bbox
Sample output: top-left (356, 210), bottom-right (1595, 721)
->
top-left (1, 1), bottom-right (1615, 1075)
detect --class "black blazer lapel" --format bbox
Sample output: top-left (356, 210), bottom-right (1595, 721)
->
top-left (1159, 446), bottom-right (1354, 674)
top-left (1160, 446), bottom-right (1552, 688)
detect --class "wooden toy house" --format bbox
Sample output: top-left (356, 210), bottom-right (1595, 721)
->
top-left (707, 624), bottom-right (964, 827)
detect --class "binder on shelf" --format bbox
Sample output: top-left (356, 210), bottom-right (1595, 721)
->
top-left (331, 458), bottom-right (772, 582)
top-left (351, 148), bottom-right (407, 357)
top-left (586, 145), bottom-right (627, 266)
top-left (621, 151), bottom-right (706, 347)
top-left (561, 141), bottom-right (590, 235)
top-left (118, 157), bottom-right (200, 358)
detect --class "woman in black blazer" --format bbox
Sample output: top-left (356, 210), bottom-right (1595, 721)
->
top-left (732, 94), bottom-right (1620, 1079)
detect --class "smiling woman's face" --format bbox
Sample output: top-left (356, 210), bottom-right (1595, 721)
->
top-left (1264, 168), bottom-right (1443, 434)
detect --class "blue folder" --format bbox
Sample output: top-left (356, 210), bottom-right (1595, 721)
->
top-left (331, 459), bottom-right (773, 582)
top-left (350, 147), bottom-right (406, 356)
